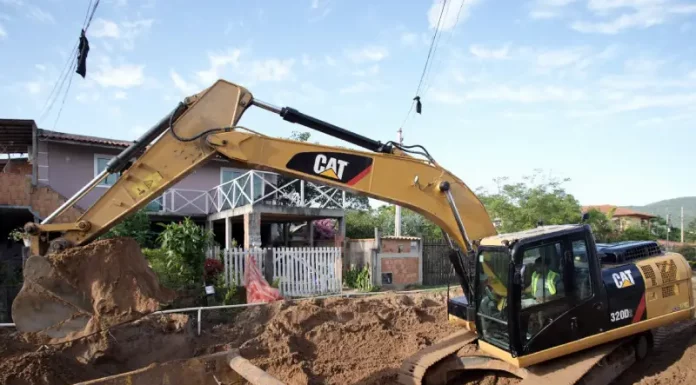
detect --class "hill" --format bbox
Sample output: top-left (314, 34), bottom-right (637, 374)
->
top-left (625, 197), bottom-right (696, 227)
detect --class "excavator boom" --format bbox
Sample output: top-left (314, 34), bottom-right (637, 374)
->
top-left (12, 79), bottom-right (494, 345)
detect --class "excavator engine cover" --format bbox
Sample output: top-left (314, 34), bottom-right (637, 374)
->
top-left (12, 237), bottom-right (175, 344)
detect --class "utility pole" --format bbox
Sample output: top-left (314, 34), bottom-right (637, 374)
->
top-left (394, 127), bottom-right (403, 237)
top-left (681, 206), bottom-right (684, 243)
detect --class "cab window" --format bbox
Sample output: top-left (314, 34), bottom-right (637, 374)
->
top-left (521, 241), bottom-right (565, 308)
top-left (571, 239), bottom-right (593, 301)
top-left (518, 240), bottom-right (570, 343)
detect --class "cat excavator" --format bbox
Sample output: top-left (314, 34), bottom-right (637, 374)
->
top-left (11, 79), bottom-right (695, 385)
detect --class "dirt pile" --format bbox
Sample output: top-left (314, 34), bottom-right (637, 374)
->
top-left (0, 314), bottom-right (195, 385)
top-left (198, 291), bottom-right (463, 385)
top-left (12, 237), bottom-right (176, 345)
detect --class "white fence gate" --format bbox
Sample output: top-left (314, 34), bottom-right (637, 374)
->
top-left (222, 247), bottom-right (342, 297)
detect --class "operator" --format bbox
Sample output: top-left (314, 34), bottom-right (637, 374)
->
top-left (529, 254), bottom-right (563, 302)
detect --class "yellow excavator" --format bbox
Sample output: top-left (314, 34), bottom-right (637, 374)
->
top-left (11, 80), bottom-right (695, 385)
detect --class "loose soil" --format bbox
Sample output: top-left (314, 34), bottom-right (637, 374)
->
top-left (4, 237), bottom-right (696, 385)
top-left (14, 237), bottom-right (176, 345)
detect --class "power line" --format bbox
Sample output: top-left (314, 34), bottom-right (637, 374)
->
top-left (398, 0), bottom-right (448, 130)
top-left (421, 0), bottom-right (467, 98)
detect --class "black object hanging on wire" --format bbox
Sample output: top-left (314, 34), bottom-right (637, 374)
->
top-left (76, 29), bottom-right (90, 78)
top-left (413, 96), bottom-right (422, 114)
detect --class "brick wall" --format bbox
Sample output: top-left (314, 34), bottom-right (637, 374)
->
top-left (380, 256), bottom-right (420, 285)
top-left (0, 172), bottom-right (83, 223)
top-left (0, 160), bottom-right (32, 175)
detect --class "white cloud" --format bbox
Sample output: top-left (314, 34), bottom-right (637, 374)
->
top-left (113, 91), bottom-right (127, 99)
top-left (0, 22), bottom-right (6, 38)
top-left (352, 64), bottom-right (379, 77)
top-left (530, 10), bottom-right (560, 19)
top-left (469, 44), bottom-right (510, 60)
top-left (340, 81), bottom-right (378, 94)
top-left (26, 5), bottom-right (53, 23)
top-left (401, 32), bottom-right (418, 45)
top-left (35, 64), bottom-right (46, 71)
top-left (195, 49), bottom-right (242, 84)
top-left (88, 18), bottom-right (153, 49)
top-left (431, 84), bottom-right (587, 104)
top-left (274, 82), bottom-right (326, 106)
top-left (427, 0), bottom-right (482, 31)
top-left (92, 59), bottom-right (145, 89)
top-left (249, 58), bottom-right (295, 82)
top-left (529, 0), bottom-right (579, 20)
top-left (536, 47), bottom-right (589, 68)
top-left (325, 55), bottom-right (337, 66)
top-left (24, 81), bottom-right (41, 94)
top-left (75, 91), bottom-right (101, 103)
top-left (345, 46), bottom-right (388, 63)
top-left (170, 70), bottom-right (198, 94)
top-left (572, 1), bottom-right (696, 34)
top-left (91, 19), bottom-right (120, 38)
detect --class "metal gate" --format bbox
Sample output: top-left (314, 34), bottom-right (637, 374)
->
top-left (422, 238), bottom-right (458, 286)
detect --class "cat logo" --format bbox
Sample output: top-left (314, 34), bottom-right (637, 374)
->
top-left (313, 154), bottom-right (349, 180)
top-left (612, 270), bottom-right (635, 289)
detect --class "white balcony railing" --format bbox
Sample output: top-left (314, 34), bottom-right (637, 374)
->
top-left (145, 170), bottom-right (346, 216)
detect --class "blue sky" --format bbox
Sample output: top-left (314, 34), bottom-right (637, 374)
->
top-left (1, 0), bottom-right (695, 207)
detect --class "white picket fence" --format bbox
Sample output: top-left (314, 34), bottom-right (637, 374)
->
top-left (221, 247), bottom-right (342, 297)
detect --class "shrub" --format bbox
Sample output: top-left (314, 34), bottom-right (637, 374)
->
top-left (158, 217), bottom-right (215, 286)
top-left (100, 209), bottom-right (154, 248)
top-left (142, 247), bottom-right (189, 290)
top-left (204, 258), bottom-right (224, 282)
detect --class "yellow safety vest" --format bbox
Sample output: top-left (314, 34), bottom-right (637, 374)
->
top-left (531, 270), bottom-right (558, 296)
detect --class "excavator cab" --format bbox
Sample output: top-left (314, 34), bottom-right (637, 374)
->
top-left (461, 224), bottom-right (606, 365)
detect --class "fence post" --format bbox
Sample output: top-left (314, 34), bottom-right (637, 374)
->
top-left (264, 248), bottom-right (274, 284)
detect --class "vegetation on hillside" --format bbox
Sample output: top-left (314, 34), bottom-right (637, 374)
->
top-left (626, 196), bottom-right (696, 229)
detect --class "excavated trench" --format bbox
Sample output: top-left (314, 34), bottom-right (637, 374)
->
top-left (2, 238), bottom-right (695, 385)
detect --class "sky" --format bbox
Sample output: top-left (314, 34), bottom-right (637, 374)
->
top-left (1, 0), bottom-right (695, 207)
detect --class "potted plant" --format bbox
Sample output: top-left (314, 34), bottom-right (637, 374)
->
top-left (8, 227), bottom-right (31, 247)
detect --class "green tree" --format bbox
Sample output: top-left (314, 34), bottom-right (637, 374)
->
top-left (584, 207), bottom-right (617, 243)
top-left (157, 217), bottom-right (215, 286)
top-left (99, 208), bottom-right (154, 248)
top-left (476, 171), bottom-right (583, 233)
top-left (345, 209), bottom-right (380, 238)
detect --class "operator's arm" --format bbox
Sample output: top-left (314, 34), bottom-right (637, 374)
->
top-left (33, 79), bottom-right (496, 256)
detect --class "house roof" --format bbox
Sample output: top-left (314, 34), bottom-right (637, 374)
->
top-left (0, 118), bottom-right (35, 153)
top-left (39, 129), bottom-right (135, 148)
top-left (582, 205), bottom-right (657, 219)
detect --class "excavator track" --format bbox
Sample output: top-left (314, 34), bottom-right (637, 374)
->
top-left (397, 330), bottom-right (647, 385)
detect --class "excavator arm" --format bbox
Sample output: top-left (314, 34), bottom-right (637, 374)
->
top-left (14, 79), bottom-right (495, 355)
top-left (35, 80), bottom-right (495, 254)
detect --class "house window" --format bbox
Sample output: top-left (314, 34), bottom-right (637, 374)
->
top-left (94, 154), bottom-right (119, 186)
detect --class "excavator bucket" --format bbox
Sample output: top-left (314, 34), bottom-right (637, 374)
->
top-left (12, 237), bottom-right (176, 344)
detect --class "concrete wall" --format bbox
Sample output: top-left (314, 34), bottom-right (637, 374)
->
top-left (41, 141), bottom-right (257, 214)
top-left (344, 239), bottom-right (377, 271)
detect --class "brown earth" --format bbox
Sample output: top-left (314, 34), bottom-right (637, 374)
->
top-left (4, 236), bottom-right (696, 385)
top-left (13, 237), bottom-right (176, 345)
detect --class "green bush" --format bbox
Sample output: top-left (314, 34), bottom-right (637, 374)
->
top-left (142, 247), bottom-right (190, 290)
top-left (677, 246), bottom-right (696, 261)
top-left (101, 209), bottom-right (155, 248)
top-left (344, 264), bottom-right (376, 292)
top-left (157, 217), bottom-right (215, 287)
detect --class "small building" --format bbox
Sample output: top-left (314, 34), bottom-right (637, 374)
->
top-left (582, 205), bottom-right (657, 231)
top-left (0, 119), bottom-right (347, 251)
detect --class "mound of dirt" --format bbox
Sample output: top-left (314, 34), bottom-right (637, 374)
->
top-left (198, 291), bottom-right (463, 385)
top-left (1, 314), bottom-right (195, 385)
top-left (13, 237), bottom-right (176, 345)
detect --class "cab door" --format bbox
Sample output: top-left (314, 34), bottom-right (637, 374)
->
top-left (515, 231), bottom-right (605, 355)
